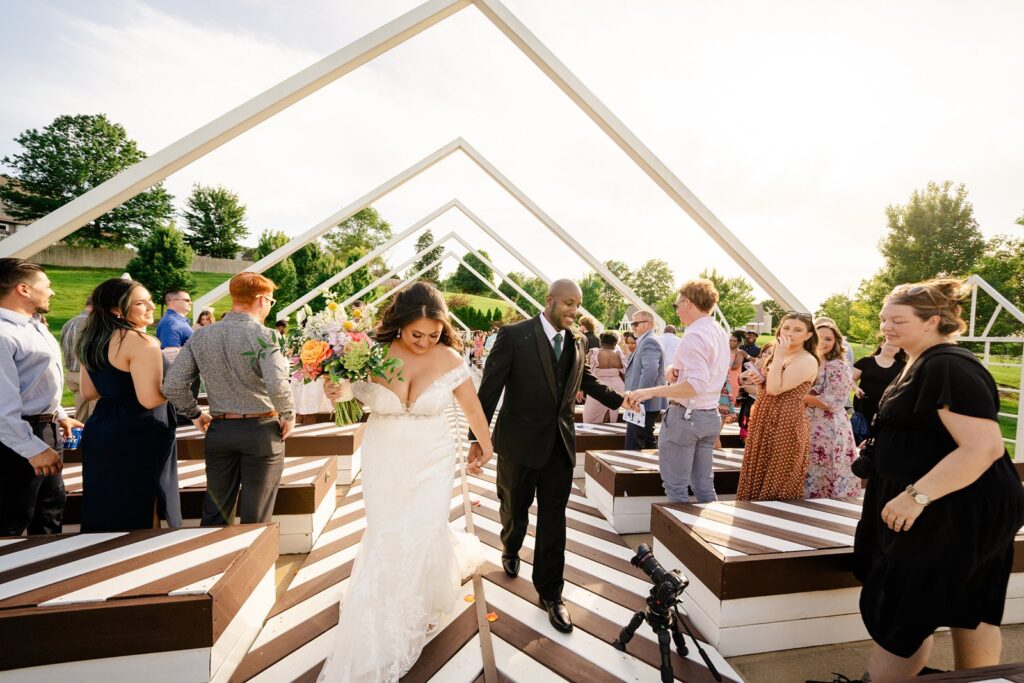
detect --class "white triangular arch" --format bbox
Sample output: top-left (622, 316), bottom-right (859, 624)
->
top-left (0, 0), bottom-right (806, 313)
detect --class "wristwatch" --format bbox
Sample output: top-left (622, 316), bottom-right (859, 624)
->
top-left (905, 484), bottom-right (931, 506)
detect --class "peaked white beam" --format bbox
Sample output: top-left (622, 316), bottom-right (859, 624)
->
top-left (0, 0), bottom-right (470, 259)
top-left (474, 0), bottom-right (806, 312)
top-left (339, 231), bottom-right (457, 310)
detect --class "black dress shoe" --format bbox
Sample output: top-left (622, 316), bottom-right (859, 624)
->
top-left (540, 598), bottom-right (573, 633)
top-left (501, 554), bottom-right (520, 578)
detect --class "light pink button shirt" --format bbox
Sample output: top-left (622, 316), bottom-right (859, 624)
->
top-left (671, 316), bottom-right (731, 410)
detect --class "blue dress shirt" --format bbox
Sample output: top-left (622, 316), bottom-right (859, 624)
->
top-left (155, 309), bottom-right (194, 349)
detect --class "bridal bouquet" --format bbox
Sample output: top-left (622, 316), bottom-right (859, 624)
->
top-left (289, 297), bottom-right (402, 425)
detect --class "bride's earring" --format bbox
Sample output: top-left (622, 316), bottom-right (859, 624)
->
top-left (397, 330), bottom-right (402, 338)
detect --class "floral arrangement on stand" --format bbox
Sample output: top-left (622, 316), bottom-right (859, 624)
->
top-left (288, 296), bottom-right (402, 425)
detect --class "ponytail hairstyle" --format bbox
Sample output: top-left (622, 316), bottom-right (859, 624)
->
top-left (77, 278), bottom-right (147, 371)
top-left (885, 278), bottom-right (970, 336)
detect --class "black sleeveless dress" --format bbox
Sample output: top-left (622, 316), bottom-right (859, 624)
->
top-left (80, 352), bottom-right (181, 532)
top-left (853, 344), bottom-right (1024, 657)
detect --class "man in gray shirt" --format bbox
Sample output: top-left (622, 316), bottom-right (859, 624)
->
top-left (0, 259), bottom-right (83, 535)
top-left (163, 272), bottom-right (294, 526)
top-left (59, 296), bottom-right (95, 422)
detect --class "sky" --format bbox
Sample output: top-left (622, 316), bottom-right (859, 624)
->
top-left (2, 0), bottom-right (1023, 312)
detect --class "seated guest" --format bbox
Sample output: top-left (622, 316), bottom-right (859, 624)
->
top-left (193, 307), bottom-right (215, 331)
top-left (736, 313), bottom-right (819, 501)
top-left (623, 311), bottom-right (665, 448)
top-left (163, 272), bottom-right (295, 526)
top-left (78, 278), bottom-right (181, 531)
top-left (853, 279), bottom-right (1024, 681)
top-left (803, 320), bottom-right (860, 499)
top-left (582, 331), bottom-right (626, 424)
top-left (626, 280), bottom-right (730, 503)
top-left (0, 259), bottom-right (81, 536)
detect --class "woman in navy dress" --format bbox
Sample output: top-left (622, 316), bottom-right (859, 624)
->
top-left (77, 278), bottom-right (181, 532)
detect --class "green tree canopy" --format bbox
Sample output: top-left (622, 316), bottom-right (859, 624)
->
top-left (325, 208), bottom-right (391, 264)
top-left (255, 230), bottom-right (298, 320)
top-left (600, 260), bottom-right (632, 326)
top-left (816, 292), bottom-right (854, 336)
top-left (182, 184), bottom-right (249, 259)
top-left (0, 114), bottom-right (174, 247)
top-left (408, 228), bottom-right (445, 283)
top-left (974, 232), bottom-right (1024, 338)
top-left (126, 222), bottom-right (196, 308)
top-left (698, 268), bottom-right (755, 329)
top-left (498, 271), bottom-right (547, 312)
top-left (447, 250), bottom-right (494, 295)
top-left (880, 181), bottom-right (985, 286)
top-left (578, 272), bottom-right (608, 325)
top-left (628, 259), bottom-right (676, 306)
top-left (292, 241), bottom-right (339, 309)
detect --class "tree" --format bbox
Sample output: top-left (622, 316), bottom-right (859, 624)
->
top-left (292, 241), bottom-right (339, 309)
top-left (699, 268), bottom-right (755, 329)
top-left (974, 233), bottom-right (1024, 338)
top-left (0, 114), bottom-right (174, 247)
top-left (759, 299), bottom-right (786, 323)
top-left (447, 250), bottom-right (494, 294)
top-left (653, 292), bottom-right (680, 328)
top-left (126, 223), bottom-right (195, 307)
top-left (182, 184), bottom-right (249, 258)
top-left (600, 260), bottom-right (632, 327)
top-left (324, 207), bottom-right (391, 265)
top-left (816, 292), bottom-right (854, 335)
top-left (847, 273), bottom-right (891, 343)
top-left (408, 229), bottom-right (444, 283)
top-left (879, 181), bottom-right (985, 286)
top-left (499, 271), bottom-right (547, 311)
top-left (579, 272), bottom-right (608, 325)
top-left (255, 230), bottom-right (297, 320)
top-left (628, 259), bottom-right (675, 306)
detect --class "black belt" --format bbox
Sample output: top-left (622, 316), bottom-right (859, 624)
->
top-left (23, 412), bottom-right (58, 424)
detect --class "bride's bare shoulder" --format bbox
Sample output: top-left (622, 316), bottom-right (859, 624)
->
top-left (433, 344), bottom-right (464, 371)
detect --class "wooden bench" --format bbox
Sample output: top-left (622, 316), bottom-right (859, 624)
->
top-left (584, 448), bottom-right (743, 533)
top-left (651, 498), bottom-right (1024, 656)
top-left (61, 457), bottom-right (337, 554)
top-left (0, 524), bottom-right (278, 681)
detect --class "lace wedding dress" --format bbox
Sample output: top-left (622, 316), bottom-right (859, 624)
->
top-left (318, 363), bottom-right (484, 682)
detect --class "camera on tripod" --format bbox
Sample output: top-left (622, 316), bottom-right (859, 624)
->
top-left (612, 544), bottom-right (721, 682)
top-left (632, 543), bottom-right (689, 611)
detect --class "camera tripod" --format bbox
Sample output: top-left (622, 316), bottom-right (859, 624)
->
top-left (613, 601), bottom-right (722, 682)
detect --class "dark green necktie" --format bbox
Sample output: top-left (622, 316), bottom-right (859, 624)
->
top-left (553, 333), bottom-right (563, 361)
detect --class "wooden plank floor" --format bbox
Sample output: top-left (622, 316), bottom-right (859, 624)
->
top-left (232, 403), bottom-right (741, 682)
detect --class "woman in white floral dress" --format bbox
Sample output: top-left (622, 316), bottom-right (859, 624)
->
top-left (803, 321), bottom-right (862, 499)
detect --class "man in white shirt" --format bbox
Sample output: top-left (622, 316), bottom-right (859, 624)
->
top-left (659, 324), bottom-right (682, 361)
top-left (626, 279), bottom-right (730, 503)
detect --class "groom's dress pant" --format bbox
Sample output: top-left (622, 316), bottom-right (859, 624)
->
top-left (496, 443), bottom-right (574, 602)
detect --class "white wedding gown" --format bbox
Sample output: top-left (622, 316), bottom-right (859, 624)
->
top-left (318, 363), bottom-right (484, 682)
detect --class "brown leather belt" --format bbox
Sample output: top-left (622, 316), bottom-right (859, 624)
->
top-left (23, 413), bottom-right (57, 424)
top-left (211, 410), bottom-right (278, 421)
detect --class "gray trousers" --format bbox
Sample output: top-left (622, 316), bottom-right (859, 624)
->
top-left (202, 418), bottom-right (284, 526)
top-left (658, 406), bottom-right (721, 503)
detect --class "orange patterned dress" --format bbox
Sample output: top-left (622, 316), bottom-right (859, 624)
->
top-left (736, 380), bottom-right (813, 500)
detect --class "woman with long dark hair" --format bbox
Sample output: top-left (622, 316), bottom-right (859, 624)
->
top-left (853, 279), bottom-right (1024, 681)
top-left (852, 341), bottom-right (906, 437)
top-left (77, 278), bottom-right (181, 531)
top-left (736, 312), bottom-right (820, 500)
top-left (320, 281), bottom-right (494, 682)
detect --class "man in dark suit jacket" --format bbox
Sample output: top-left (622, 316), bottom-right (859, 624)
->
top-left (469, 279), bottom-right (624, 633)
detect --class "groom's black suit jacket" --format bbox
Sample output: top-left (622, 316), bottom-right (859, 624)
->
top-left (473, 316), bottom-right (623, 467)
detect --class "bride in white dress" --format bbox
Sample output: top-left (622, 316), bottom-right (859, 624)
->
top-left (318, 282), bottom-right (495, 683)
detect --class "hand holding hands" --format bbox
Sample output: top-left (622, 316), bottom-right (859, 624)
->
top-left (467, 442), bottom-right (493, 475)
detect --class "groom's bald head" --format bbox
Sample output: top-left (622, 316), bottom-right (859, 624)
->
top-left (545, 279), bottom-right (582, 332)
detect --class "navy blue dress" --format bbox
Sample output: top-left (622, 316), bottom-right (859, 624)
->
top-left (80, 351), bottom-right (181, 532)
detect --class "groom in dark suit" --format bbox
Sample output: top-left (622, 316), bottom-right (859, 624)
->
top-left (469, 279), bottom-right (624, 633)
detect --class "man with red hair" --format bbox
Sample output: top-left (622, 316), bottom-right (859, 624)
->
top-left (163, 272), bottom-right (295, 526)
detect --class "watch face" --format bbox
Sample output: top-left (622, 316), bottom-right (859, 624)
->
top-left (914, 493), bottom-right (928, 505)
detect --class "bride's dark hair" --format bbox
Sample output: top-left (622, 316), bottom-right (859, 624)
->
top-left (375, 281), bottom-right (463, 351)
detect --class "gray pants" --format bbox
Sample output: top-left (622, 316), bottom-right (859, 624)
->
top-left (202, 418), bottom-right (284, 526)
top-left (658, 406), bottom-right (721, 503)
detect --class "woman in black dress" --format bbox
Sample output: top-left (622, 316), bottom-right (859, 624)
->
top-left (77, 278), bottom-right (181, 532)
top-left (853, 279), bottom-right (1024, 681)
top-left (852, 341), bottom-right (906, 433)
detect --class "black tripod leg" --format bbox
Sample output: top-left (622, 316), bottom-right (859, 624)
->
top-left (612, 610), bottom-right (646, 651)
top-left (673, 606), bottom-right (723, 682)
top-left (657, 629), bottom-right (674, 683)
top-left (669, 609), bottom-right (688, 657)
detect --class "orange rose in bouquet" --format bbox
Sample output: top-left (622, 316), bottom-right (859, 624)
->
top-left (299, 340), bottom-right (332, 380)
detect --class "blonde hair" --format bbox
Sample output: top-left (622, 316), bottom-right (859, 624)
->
top-left (229, 272), bottom-right (276, 306)
top-left (678, 279), bottom-right (719, 313)
top-left (885, 278), bottom-right (970, 336)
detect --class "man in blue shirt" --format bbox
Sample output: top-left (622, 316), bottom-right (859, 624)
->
top-left (156, 289), bottom-right (194, 354)
top-left (0, 259), bottom-right (83, 535)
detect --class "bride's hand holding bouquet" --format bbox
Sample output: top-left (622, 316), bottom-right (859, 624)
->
top-left (288, 298), bottom-right (402, 425)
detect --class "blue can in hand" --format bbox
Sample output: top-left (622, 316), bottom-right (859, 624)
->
top-left (63, 427), bottom-right (83, 450)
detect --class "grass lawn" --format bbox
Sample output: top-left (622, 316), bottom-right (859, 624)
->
top-left (442, 292), bottom-right (513, 315)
